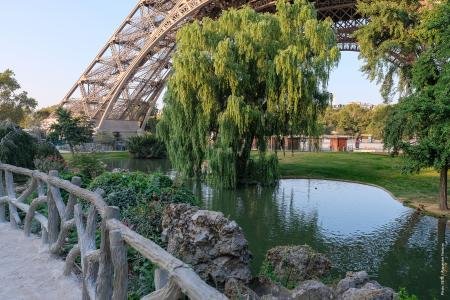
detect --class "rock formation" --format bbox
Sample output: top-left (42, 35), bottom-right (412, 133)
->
top-left (161, 203), bottom-right (252, 291)
top-left (161, 204), bottom-right (396, 300)
top-left (264, 245), bottom-right (332, 287)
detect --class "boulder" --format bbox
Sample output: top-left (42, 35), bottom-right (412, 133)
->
top-left (250, 277), bottom-right (292, 299)
top-left (335, 271), bottom-right (369, 295)
top-left (264, 245), bottom-right (332, 287)
top-left (339, 282), bottom-right (395, 300)
top-left (291, 280), bottom-right (335, 300)
top-left (336, 271), bottom-right (395, 300)
top-left (161, 204), bottom-right (252, 292)
top-left (225, 278), bottom-right (260, 300)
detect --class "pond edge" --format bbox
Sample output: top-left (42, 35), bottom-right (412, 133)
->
top-left (280, 176), bottom-right (450, 219)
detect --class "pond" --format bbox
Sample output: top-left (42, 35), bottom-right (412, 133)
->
top-left (104, 158), bottom-right (449, 299)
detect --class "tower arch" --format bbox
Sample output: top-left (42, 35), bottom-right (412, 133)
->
top-left (61, 0), bottom-right (363, 134)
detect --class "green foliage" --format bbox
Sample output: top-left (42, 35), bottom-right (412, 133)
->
top-left (33, 140), bottom-right (65, 173)
top-left (397, 288), bottom-right (419, 300)
top-left (259, 260), bottom-right (281, 286)
top-left (259, 259), bottom-right (296, 290)
top-left (247, 154), bottom-right (280, 186)
top-left (366, 105), bottom-right (393, 140)
top-left (23, 105), bottom-right (58, 129)
top-left (89, 171), bottom-right (200, 297)
top-left (48, 108), bottom-right (94, 154)
top-left (127, 134), bottom-right (166, 159)
top-left (127, 253), bottom-right (157, 299)
top-left (0, 69), bottom-right (37, 125)
top-left (355, 0), bottom-right (424, 102)
top-left (321, 103), bottom-right (392, 139)
top-left (158, 0), bottom-right (339, 188)
top-left (383, 1), bottom-right (450, 209)
top-left (0, 120), bottom-right (36, 168)
top-left (143, 107), bottom-right (160, 134)
top-left (89, 172), bottom-right (199, 238)
top-left (35, 141), bottom-right (62, 160)
top-left (33, 156), bottom-right (67, 173)
top-left (68, 154), bottom-right (106, 184)
top-left (322, 103), bottom-right (371, 136)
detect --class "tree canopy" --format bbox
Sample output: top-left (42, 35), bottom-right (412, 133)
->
top-left (0, 69), bottom-right (37, 125)
top-left (321, 103), bottom-right (392, 139)
top-left (384, 0), bottom-right (450, 210)
top-left (0, 120), bottom-right (36, 168)
top-left (355, 0), bottom-right (425, 102)
top-left (158, 0), bottom-right (340, 188)
top-left (48, 108), bottom-right (94, 154)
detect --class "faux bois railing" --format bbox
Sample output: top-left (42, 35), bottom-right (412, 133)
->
top-left (0, 162), bottom-right (227, 300)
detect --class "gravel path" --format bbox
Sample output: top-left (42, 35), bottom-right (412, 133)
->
top-left (0, 223), bottom-right (82, 300)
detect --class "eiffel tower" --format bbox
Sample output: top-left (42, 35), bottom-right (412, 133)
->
top-left (61, 0), bottom-right (364, 134)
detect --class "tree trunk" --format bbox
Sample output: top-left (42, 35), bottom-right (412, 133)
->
top-left (439, 165), bottom-right (448, 211)
top-left (69, 144), bottom-right (75, 156)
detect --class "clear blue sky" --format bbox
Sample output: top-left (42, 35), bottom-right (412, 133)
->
top-left (0, 0), bottom-right (383, 108)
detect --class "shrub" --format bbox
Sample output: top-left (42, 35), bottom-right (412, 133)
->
top-left (34, 155), bottom-right (67, 173)
top-left (397, 288), bottom-right (418, 300)
top-left (33, 141), bottom-right (65, 173)
top-left (35, 141), bottom-right (62, 160)
top-left (0, 120), bottom-right (36, 168)
top-left (69, 154), bottom-right (106, 183)
top-left (89, 171), bottom-right (200, 297)
top-left (128, 134), bottom-right (166, 159)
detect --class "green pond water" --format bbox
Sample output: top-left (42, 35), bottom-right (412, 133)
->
top-left (104, 158), bottom-right (449, 299)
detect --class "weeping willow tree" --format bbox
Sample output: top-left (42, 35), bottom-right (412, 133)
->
top-left (354, 0), bottom-right (427, 102)
top-left (158, 0), bottom-right (340, 188)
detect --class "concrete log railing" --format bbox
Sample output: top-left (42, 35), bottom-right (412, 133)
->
top-left (0, 163), bottom-right (227, 300)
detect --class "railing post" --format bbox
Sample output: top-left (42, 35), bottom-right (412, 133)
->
top-left (154, 268), bottom-right (169, 290)
top-left (97, 206), bottom-right (120, 300)
top-left (0, 170), bottom-right (5, 222)
top-left (110, 229), bottom-right (128, 300)
top-left (47, 170), bottom-right (61, 244)
top-left (5, 170), bottom-right (20, 228)
top-left (37, 179), bottom-right (49, 244)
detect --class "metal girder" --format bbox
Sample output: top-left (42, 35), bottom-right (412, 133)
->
top-left (61, 0), bottom-right (364, 133)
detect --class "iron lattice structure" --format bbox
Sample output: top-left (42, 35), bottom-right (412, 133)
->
top-left (61, 0), bottom-right (364, 133)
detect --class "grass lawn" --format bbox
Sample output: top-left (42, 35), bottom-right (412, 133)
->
top-left (63, 151), bottom-right (449, 216)
top-left (277, 151), bottom-right (449, 216)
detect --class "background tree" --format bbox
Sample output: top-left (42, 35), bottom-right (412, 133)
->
top-left (384, 1), bottom-right (450, 210)
top-left (355, 0), bottom-right (425, 102)
top-left (367, 104), bottom-right (392, 140)
top-left (23, 105), bottom-right (58, 129)
top-left (335, 103), bottom-right (370, 138)
top-left (0, 69), bottom-right (37, 125)
top-left (321, 103), bottom-right (391, 139)
top-left (143, 107), bottom-right (160, 134)
top-left (48, 108), bottom-right (94, 155)
top-left (0, 120), bottom-right (36, 168)
top-left (158, 0), bottom-right (340, 188)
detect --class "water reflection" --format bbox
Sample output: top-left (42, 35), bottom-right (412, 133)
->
top-left (104, 158), bottom-right (449, 299)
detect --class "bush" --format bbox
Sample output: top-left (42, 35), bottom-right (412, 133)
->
top-left (0, 120), bottom-right (36, 168)
top-left (69, 154), bottom-right (106, 183)
top-left (397, 288), bottom-right (418, 300)
top-left (33, 141), bottom-right (65, 173)
top-left (35, 141), bottom-right (62, 160)
top-left (34, 155), bottom-right (67, 173)
top-left (128, 134), bottom-right (166, 159)
top-left (89, 171), bottom-right (199, 297)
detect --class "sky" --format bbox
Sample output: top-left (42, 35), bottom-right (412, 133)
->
top-left (0, 0), bottom-right (383, 109)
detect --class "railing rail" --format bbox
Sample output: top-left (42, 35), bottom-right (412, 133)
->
top-left (0, 162), bottom-right (227, 300)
